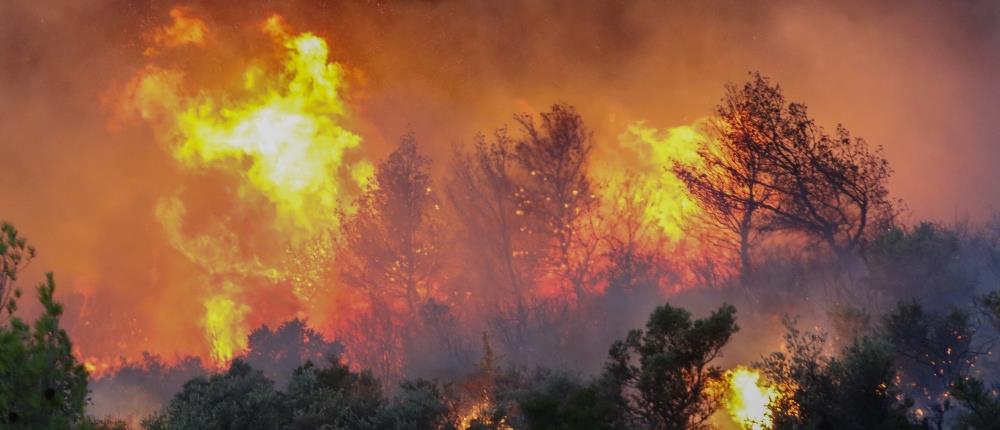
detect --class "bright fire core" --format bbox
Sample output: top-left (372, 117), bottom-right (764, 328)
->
top-left (118, 9), bottom-right (373, 364)
top-left (724, 366), bottom-right (778, 430)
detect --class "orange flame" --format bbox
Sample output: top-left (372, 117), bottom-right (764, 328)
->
top-left (115, 10), bottom-right (372, 365)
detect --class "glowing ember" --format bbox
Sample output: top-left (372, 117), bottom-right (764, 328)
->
top-left (724, 366), bottom-right (777, 430)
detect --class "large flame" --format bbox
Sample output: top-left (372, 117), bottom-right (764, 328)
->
top-left (166, 14), bottom-right (370, 231)
top-left (597, 121), bottom-right (707, 242)
top-left (116, 9), bottom-right (371, 364)
top-left (724, 366), bottom-right (778, 430)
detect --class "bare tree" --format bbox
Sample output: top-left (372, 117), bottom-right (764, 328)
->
top-left (340, 134), bottom-right (444, 314)
top-left (514, 104), bottom-right (600, 301)
top-left (446, 129), bottom-right (538, 313)
top-left (676, 73), bottom-right (895, 278)
top-left (761, 108), bottom-right (894, 259)
top-left (673, 79), bottom-right (778, 283)
top-left (446, 129), bottom-right (540, 347)
top-left (339, 135), bottom-right (444, 383)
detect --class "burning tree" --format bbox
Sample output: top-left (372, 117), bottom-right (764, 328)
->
top-left (675, 73), bottom-right (895, 283)
top-left (514, 104), bottom-right (601, 301)
top-left (447, 129), bottom-right (541, 350)
top-left (673, 89), bottom-right (776, 284)
top-left (342, 134), bottom-right (444, 313)
top-left (340, 135), bottom-right (446, 383)
top-left (883, 302), bottom-right (995, 427)
top-left (759, 318), bottom-right (923, 430)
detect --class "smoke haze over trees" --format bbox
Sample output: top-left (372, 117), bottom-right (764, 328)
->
top-left (4, 2), bottom-right (1000, 429)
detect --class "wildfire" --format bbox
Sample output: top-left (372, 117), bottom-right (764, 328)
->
top-left (456, 400), bottom-right (513, 430)
top-left (202, 290), bottom-right (251, 363)
top-left (724, 366), bottom-right (778, 430)
top-left (147, 7), bottom-right (207, 53)
top-left (597, 121), bottom-right (707, 242)
top-left (84, 358), bottom-right (115, 379)
top-left (116, 9), bottom-right (372, 365)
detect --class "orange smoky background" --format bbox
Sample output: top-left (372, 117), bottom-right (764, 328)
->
top-left (1, 0), bottom-right (999, 371)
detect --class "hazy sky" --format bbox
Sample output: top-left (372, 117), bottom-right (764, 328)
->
top-left (2, 0), bottom-right (1000, 360)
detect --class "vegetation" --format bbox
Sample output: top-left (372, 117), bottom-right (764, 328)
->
top-left (605, 304), bottom-right (738, 429)
top-left (0, 226), bottom-right (88, 429)
top-left (6, 71), bottom-right (1000, 429)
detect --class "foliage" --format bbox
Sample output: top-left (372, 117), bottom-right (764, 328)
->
top-left (949, 377), bottom-right (1000, 430)
top-left (283, 358), bottom-right (384, 429)
top-left (0, 272), bottom-right (89, 429)
top-left (80, 416), bottom-right (130, 430)
top-left (979, 289), bottom-right (1000, 332)
top-left (868, 223), bottom-right (974, 306)
top-left (517, 373), bottom-right (625, 430)
top-left (371, 379), bottom-right (455, 430)
top-left (760, 319), bottom-right (923, 430)
top-left (828, 337), bottom-right (921, 430)
top-left (883, 302), bottom-right (990, 392)
top-left (604, 303), bottom-right (738, 429)
top-left (244, 318), bottom-right (344, 387)
top-left (142, 359), bottom-right (286, 430)
top-left (0, 222), bottom-right (35, 321)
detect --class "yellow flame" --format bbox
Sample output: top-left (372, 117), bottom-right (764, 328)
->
top-left (599, 121), bottom-right (706, 242)
top-left (456, 400), bottom-right (513, 430)
top-left (202, 290), bottom-right (251, 364)
top-left (724, 366), bottom-right (777, 430)
top-left (171, 23), bottom-right (370, 230)
top-left (120, 11), bottom-right (372, 365)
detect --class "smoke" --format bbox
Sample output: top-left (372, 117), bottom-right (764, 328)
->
top-left (3, 0), bottom-right (1000, 407)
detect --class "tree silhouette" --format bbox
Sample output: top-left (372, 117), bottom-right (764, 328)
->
top-left (676, 73), bottom-right (895, 279)
top-left (0, 222), bottom-right (35, 322)
top-left (604, 303), bottom-right (738, 430)
top-left (243, 318), bottom-right (343, 387)
top-left (341, 134), bottom-right (444, 313)
top-left (447, 130), bottom-right (540, 344)
top-left (514, 104), bottom-right (599, 301)
top-left (0, 272), bottom-right (89, 429)
top-left (340, 134), bottom-right (445, 384)
top-left (673, 84), bottom-right (777, 283)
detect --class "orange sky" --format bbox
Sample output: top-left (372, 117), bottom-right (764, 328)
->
top-left (2, 0), bottom-right (999, 363)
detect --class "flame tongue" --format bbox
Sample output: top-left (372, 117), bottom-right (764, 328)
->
top-left (596, 121), bottom-right (707, 243)
top-left (119, 10), bottom-right (372, 365)
top-left (171, 18), bottom-right (368, 232)
top-left (724, 366), bottom-right (777, 430)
